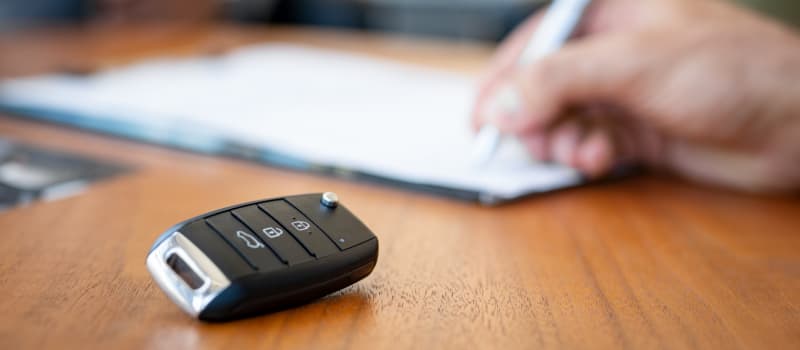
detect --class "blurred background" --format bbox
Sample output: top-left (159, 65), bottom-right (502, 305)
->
top-left (0, 0), bottom-right (798, 211)
top-left (1, 0), bottom-right (798, 41)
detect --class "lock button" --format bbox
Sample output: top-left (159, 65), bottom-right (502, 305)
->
top-left (206, 212), bottom-right (284, 271)
top-left (232, 205), bottom-right (314, 265)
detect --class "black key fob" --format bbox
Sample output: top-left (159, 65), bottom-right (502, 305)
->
top-left (146, 192), bottom-right (378, 321)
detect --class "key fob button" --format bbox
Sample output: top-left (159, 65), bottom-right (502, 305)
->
top-left (259, 200), bottom-right (338, 258)
top-left (178, 220), bottom-right (253, 279)
top-left (286, 195), bottom-right (373, 250)
top-left (232, 205), bottom-right (314, 265)
top-left (206, 212), bottom-right (284, 271)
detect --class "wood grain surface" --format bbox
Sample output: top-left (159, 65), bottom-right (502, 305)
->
top-left (0, 24), bottom-right (798, 350)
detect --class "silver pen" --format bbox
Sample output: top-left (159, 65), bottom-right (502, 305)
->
top-left (472, 0), bottom-right (592, 165)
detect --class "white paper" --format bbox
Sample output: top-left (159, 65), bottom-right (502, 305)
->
top-left (0, 44), bottom-right (581, 202)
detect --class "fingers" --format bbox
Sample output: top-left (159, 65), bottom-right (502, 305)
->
top-left (505, 34), bottom-right (637, 135)
top-left (484, 13), bottom-right (545, 81)
top-left (520, 132), bottom-right (548, 161)
top-left (551, 120), bottom-right (583, 167)
top-left (472, 1), bottom-right (646, 178)
top-left (471, 13), bottom-right (545, 130)
top-left (576, 128), bottom-right (615, 177)
top-left (519, 114), bottom-right (621, 178)
top-left (503, 32), bottom-right (642, 178)
top-left (472, 0), bottom-right (639, 132)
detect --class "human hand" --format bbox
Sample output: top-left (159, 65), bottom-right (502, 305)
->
top-left (472, 0), bottom-right (800, 192)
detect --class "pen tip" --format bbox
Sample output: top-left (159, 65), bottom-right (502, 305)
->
top-left (471, 126), bottom-right (502, 167)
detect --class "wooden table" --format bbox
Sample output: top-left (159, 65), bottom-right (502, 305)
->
top-left (1, 24), bottom-right (798, 350)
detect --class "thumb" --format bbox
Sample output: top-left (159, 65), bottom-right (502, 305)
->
top-left (498, 34), bottom-right (640, 134)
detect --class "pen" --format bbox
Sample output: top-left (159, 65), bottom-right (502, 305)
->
top-left (471, 0), bottom-right (592, 165)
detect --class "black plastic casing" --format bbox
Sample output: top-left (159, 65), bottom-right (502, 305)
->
top-left (148, 193), bottom-right (379, 321)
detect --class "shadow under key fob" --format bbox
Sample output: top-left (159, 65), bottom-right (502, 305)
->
top-left (146, 192), bottom-right (378, 321)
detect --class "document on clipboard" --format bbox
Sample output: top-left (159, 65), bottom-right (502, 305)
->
top-left (0, 44), bottom-right (582, 204)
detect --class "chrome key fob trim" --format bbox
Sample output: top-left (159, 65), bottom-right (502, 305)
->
top-left (146, 231), bottom-right (231, 317)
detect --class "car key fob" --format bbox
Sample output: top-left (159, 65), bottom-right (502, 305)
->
top-left (146, 192), bottom-right (378, 321)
